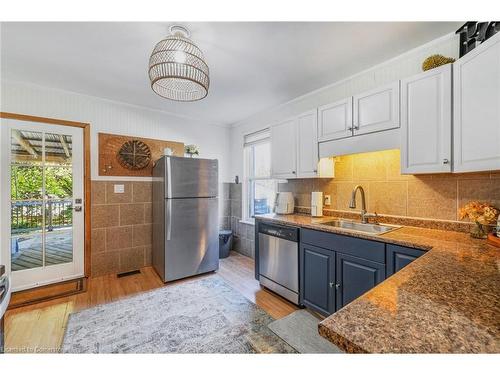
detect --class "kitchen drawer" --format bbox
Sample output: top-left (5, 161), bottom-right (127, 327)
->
top-left (301, 228), bottom-right (385, 263)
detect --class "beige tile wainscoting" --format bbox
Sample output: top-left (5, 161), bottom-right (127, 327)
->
top-left (222, 182), bottom-right (255, 259)
top-left (90, 181), bottom-right (153, 276)
top-left (91, 181), bottom-right (250, 276)
top-left (279, 149), bottom-right (500, 225)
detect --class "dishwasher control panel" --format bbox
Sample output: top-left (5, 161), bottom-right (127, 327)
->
top-left (258, 223), bottom-right (298, 242)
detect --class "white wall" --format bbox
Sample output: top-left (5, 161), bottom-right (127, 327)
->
top-left (0, 80), bottom-right (232, 182)
top-left (229, 33), bottom-right (459, 179)
top-left (0, 81), bottom-right (233, 267)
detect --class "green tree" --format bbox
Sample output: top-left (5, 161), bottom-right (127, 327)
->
top-left (11, 165), bottom-right (72, 200)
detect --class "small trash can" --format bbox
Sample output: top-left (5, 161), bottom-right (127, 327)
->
top-left (219, 230), bottom-right (233, 259)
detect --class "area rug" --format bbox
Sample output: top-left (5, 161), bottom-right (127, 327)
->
top-left (268, 309), bottom-right (342, 353)
top-left (61, 275), bottom-right (295, 353)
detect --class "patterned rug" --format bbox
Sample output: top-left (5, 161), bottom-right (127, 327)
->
top-left (62, 275), bottom-right (296, 353)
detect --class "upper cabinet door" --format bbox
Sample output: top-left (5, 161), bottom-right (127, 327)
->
top-left (454, 33), bottom-right (500, 172)
top-left (270, 118), bottom-right (297, 179)
top-left (353, 81), bottom-right (400, 135)
top-left (297, 109), bottom-right (319, 178)
top-left (317, 98), bottom-right (353, 142)
top-left (400, 64), bottom-right (452, 174)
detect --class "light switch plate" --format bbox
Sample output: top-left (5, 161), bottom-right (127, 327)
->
top-left (114, 184), bottom-right (125, 194)
top-left (324, 195), bottom-right (331, 206)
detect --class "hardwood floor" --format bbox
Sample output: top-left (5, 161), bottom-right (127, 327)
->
top-left (4, 251), bottom-right (298, 353)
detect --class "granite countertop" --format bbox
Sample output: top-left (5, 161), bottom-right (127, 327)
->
top-left (255, 213), bottom-right (500, 353)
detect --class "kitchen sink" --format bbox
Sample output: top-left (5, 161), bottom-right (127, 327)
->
top-left (320, 219), bottom-right (401, 234)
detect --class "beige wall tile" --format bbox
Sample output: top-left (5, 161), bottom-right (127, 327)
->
top-left (458, 179), bottom-right (500, 214)
top-left (119, 247), bottom-right (145, 272)
top-left (313, 180), bottom-right (337, 209)
top-left (133, 181), bottom-right (152, 203)
top-left (312, 178), bottom-right (333, 193)
top-left (295, 193), bottom-right (311, 207)
top-left (91, 204), bottom-right (119, 228)
top-left (293, 179), bottom-right (313, 193)
top-left (91, 181), bottom-right (106, 205)
top-left (91, 251), bottom-right (120, 277)
top-left (133, 224), bottom-right (152, 246)
top-left (120, 203), bottom-right (145, 225)
top-left (278, 182), bottom-right (291, 192)
top-left (106, 182), bottom-right (132, 204)
top-left (448, 172), bottom-right (492, 180)
top-left (384, 149), bottom-right (411, 181)
top-left (144, 203), bottom-right (153, 224)
top-left (106, 226), bottom-right (133, 250)
top-left (91, 228), bottom-right (106, 253)
top-left (144, 246), bottom-right (152, 266)
top-left (408, 178), bottom-right (457, 220)
top-left (369, 181), bottom-right (407, 216)
top-left (334, 182), bottom-right (361, 212)
top-left (333, 155), bottom-right (353, 181)
top-left (352, 152), bottom-right (387, 181)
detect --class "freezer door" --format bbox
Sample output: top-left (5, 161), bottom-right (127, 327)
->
top-left (164, 156), bottom-right (218, 198)
top-left (164, 197), bottom-right (219, 282)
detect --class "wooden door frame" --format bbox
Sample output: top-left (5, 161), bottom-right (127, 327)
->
top-left (0, 112), bottom-right (92, 278)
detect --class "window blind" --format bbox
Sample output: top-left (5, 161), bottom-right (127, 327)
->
top-left (243, 128), bottom-right (270, 147)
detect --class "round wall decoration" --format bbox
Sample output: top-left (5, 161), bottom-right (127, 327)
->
top-left (117, 140), bottom-right (152, 170)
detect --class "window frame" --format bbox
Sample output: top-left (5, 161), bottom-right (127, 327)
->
top-left (242, 129), bottom-right (277, 224)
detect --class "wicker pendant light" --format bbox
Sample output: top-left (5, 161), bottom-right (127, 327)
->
top-left (149, 25), bottom-right (209, 101)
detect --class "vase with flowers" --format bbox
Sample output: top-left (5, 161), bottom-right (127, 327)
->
top-left (184, 144), bottom-right (199, 158)
top-left (459, 201), bottom-right (499, 239)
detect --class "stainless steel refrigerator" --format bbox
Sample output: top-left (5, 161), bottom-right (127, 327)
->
top-left (152, 156), bottom-right (219, 282)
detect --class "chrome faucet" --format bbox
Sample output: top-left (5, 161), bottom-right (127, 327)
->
top-left (349, 185), bottom-right (378, 224)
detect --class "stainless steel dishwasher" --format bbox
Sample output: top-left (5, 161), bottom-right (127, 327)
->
top-left (258, 222), bottom-right (299, 304)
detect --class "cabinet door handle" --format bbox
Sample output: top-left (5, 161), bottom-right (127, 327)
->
top-left (292, 171), bottom-right (296, 174)
top-left (347, 126), bottom-right (353, 131)
top-left (329, 282), bottom-right (334, 288)
top-left (443, 158), bottom-right (449, 164)
top-left (335, 283), bottom-right (340, 289)
top-left (353, 125), bottom-right (360, 130)
top-left (313, 169), bottom-right (317, 173)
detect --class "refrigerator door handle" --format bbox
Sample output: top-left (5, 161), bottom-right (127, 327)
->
top-left (166, 156), bottom-right (173, 198)
top-left (166, 199), bottom-right (172, 241)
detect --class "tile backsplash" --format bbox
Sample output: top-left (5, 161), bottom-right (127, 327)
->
top-left (221, 182), bottom-right (255, 258)
top-left (279, 149), bottom-right (500, 223)
top-left (91, 181), bottom-right (153, 276)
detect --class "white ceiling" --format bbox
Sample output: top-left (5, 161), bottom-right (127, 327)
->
top-left (0, 22), bottom-right (461, 126)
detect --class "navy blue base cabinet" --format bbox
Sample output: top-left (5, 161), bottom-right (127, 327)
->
top-left (300, 244), bottom-right (335, 316)
top-left (335, 253), bottom-right (385, 310)
top-left (296, 228), bottom-right (426, 317)
top-left (386, 244), bottom-right (425, 276)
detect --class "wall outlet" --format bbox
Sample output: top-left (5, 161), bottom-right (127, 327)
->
top-left (114, 184), bottom-right (125, 194)
top-left (324, 194), bottom-right (331, 206)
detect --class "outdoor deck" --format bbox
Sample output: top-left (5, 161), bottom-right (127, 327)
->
top-left (11, 228), bottom-right (73, 271)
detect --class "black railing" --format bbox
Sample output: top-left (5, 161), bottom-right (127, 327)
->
top-left (11, 199), bottom-right (73, 234)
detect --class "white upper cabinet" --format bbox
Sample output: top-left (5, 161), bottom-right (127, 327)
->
top-left (400, 64), bottom-right (452, 174)
top-left (297, 109), bottom-right (319, 178)
top-left (317, 98), bottom-right (353, 141)
top-left (271, 117), bottom-right (297, 179)
top-left (353, 81), bottom-right (400, 135)
top-left (453, 33), bottom-right (500, 173)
